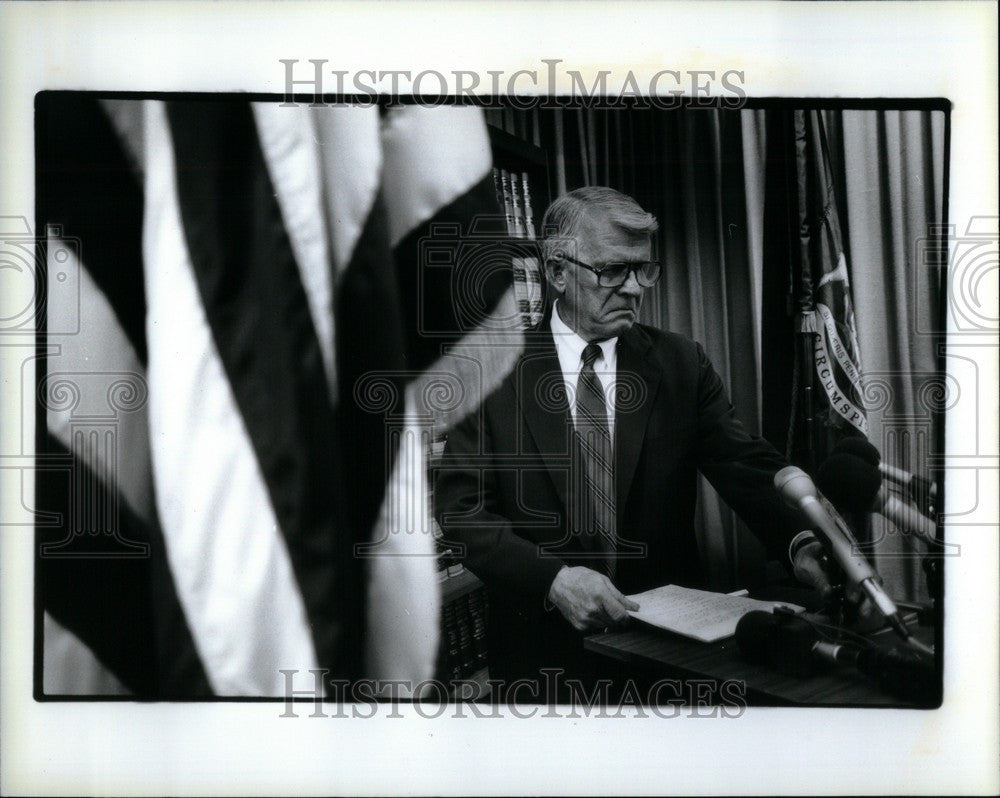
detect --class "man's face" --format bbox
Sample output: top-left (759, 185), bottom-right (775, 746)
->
top-left (551, 216), bottom-right (651, 342)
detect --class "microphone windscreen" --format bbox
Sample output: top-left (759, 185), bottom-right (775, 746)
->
top-left (735, 611), bottom-right (779, 665)
top-left (769, 615), bottom-right (821, 678)
top-left (817, 453), bottom-right (881, 512)
top-left (857, 646), bottom-right (939, 704)
top-left (833, 436), bottom-right (881, 466)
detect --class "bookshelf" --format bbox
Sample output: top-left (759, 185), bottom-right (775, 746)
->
top-left (486, 125), bottom-right (551, 237)
top-left (432, 124), bottom-right (552, 699)
top-left (488, 125), bottom-right (551, 329)
top-left (441, 567), bottom-right (481, 604)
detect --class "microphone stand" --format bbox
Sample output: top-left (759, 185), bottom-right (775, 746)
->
top-left (808, 506), bottom-right (933, 654)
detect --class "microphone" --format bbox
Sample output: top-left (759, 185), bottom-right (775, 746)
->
top-left (834, 436), bottom-right (880, 465)
top-left (817, 453), bottom-right (937, 544)
top-left (736, 610), bottom-right (817, 677)
top-left (833, 438), bottom-right (938, 515)
top-left (735, 610), bottom-right (937, 703)
top-left (774, 466), bottom-right (911, 642)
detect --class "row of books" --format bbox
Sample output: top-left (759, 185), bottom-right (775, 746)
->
top-left (437, 585), bottom-right (489, 685)
top-left (494, 166), bottom-right (538, 240)
top-left (492, 166), bottom-right (544, 329)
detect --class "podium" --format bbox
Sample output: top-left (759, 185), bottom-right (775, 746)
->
top-left (585, 616), bottom-right (938, 707)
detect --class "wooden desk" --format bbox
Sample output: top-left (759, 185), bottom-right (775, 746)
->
top-left (585, 620), bottom-right (937, 707)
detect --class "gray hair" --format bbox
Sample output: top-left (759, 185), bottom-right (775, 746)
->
top-left (540, 186), bottom-right (658, 265)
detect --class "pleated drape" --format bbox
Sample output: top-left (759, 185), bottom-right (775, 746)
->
top-left (831, 109), bottom-right (946, 600)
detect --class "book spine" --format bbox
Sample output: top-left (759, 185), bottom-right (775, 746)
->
top-left (436, 581), bottom-right (489, 684)
top-left (455, 594), bottom-right (475, 675)
top-left (521, 171), bottom-right (537, 239)
top-left (502, 166), bottom-right (531, 326)
top-left (499, 168), bottom-right (516, 235)
top-left (468, 588), bottom-right (488, 668)
top-left (491, 166), bottom-right (503, 212)
top-left (442, 602), bottom-right (462, 681)
top-left (509, 171), bottom-right (527, 239)
top-left (518, 172), bottom-right (543, 326)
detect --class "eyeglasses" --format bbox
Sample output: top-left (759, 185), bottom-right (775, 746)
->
top-left (556, 254), bottom-right (662, 288)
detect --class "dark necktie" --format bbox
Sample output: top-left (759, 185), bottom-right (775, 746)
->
top-left (574, 343), bottom-right (617, 579)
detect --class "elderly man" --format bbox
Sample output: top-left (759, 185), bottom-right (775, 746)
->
top-left (435, 186), bottom-right (824, 701)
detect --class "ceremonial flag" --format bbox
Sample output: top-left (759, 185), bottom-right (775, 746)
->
top-left (36, 94), bottom-right (510, 697)
top-left (761, 109), bottom-right (867, 473)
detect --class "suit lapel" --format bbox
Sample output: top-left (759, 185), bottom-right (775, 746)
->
top-left (615, 325), bottom-right (661, 511)
top-left (516, 324), bottom-right (573, 512)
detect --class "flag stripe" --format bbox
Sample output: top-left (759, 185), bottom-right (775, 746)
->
top-left (36, 94), bottom-right (149, 363)
top-left (36, 430), bottom-right (154, 694)
top-left (312, 106), bottom-right (383, 278)
top-left (381, 106), bottom-right (493, 246)
top-left (36, 430), bottom-right (214, 696)
top-left (409, 286), bottom-right (525, 435)
top-left (331, 191), bottom-right (413, 683)
top-left (334, 193), bottom-right (406, 540)
top-left (43, 612), bottom-right (129, 695)
top-left (342, 108), bottom-right (510, 684)
top-left (45, 233), bottom-right (152, 522)
top-left (383, 106), bottom-right (507, 372)
top-left (251, 104), bottom-right (338, 399)
top-left (166, 100), bottom-right (359, 682)
top-left (38, 433), bottom-right (212, 696)
top-left (391, 173), bottom-right (511, 374)
top-left (363, 397), bottom-right (440, 688)
top-left (38, 97), bottom-right (209, 697)
top-left (101, 99), bottom-right (146, 179)
top-left (144, 101), bottom-right (319, 694)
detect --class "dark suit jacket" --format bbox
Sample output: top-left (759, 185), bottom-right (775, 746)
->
top-left (434, 316), bottom-right (801, 689)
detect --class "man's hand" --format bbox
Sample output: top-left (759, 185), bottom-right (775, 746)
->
top-left (793, 536), bottom-right (881, 629)
top-left (547, 566), bottom-right (639, 632)
top-left (791, 537), bottom-right (837, 601)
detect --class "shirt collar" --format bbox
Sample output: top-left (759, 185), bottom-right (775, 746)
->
top-left (551, 300), bottom-right (618, 367)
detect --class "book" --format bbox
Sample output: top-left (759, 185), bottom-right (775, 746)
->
top-left (509, 171), bottom-right (527, 239)
top-left (491, 167), bottom-right (503, 216)
top-left (625, 584), bottom-right (804, 644)
top-left (521, 171), bottom-right (537, 239)
top-left (498, 168), bottom-right (516, 234)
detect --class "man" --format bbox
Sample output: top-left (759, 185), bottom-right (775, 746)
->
top-left (434, 186), bottom-right (825, 700)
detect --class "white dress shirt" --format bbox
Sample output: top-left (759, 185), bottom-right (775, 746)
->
top-left (550, 301), bottom-right (617, 442)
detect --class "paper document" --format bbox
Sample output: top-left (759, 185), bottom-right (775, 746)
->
top-left (626, 584), bottom-right (804, 643)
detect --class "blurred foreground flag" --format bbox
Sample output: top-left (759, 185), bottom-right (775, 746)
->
top-left (36, 95), bottom-right (507, 697)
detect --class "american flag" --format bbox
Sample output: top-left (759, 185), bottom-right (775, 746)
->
top-left (37, 94), bottom-right (520, 697)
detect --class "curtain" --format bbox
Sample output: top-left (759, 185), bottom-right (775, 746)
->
top-left (486, 106), bottom-right (945, 600)
top-left (830, 109), bottom-right (946, 601)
